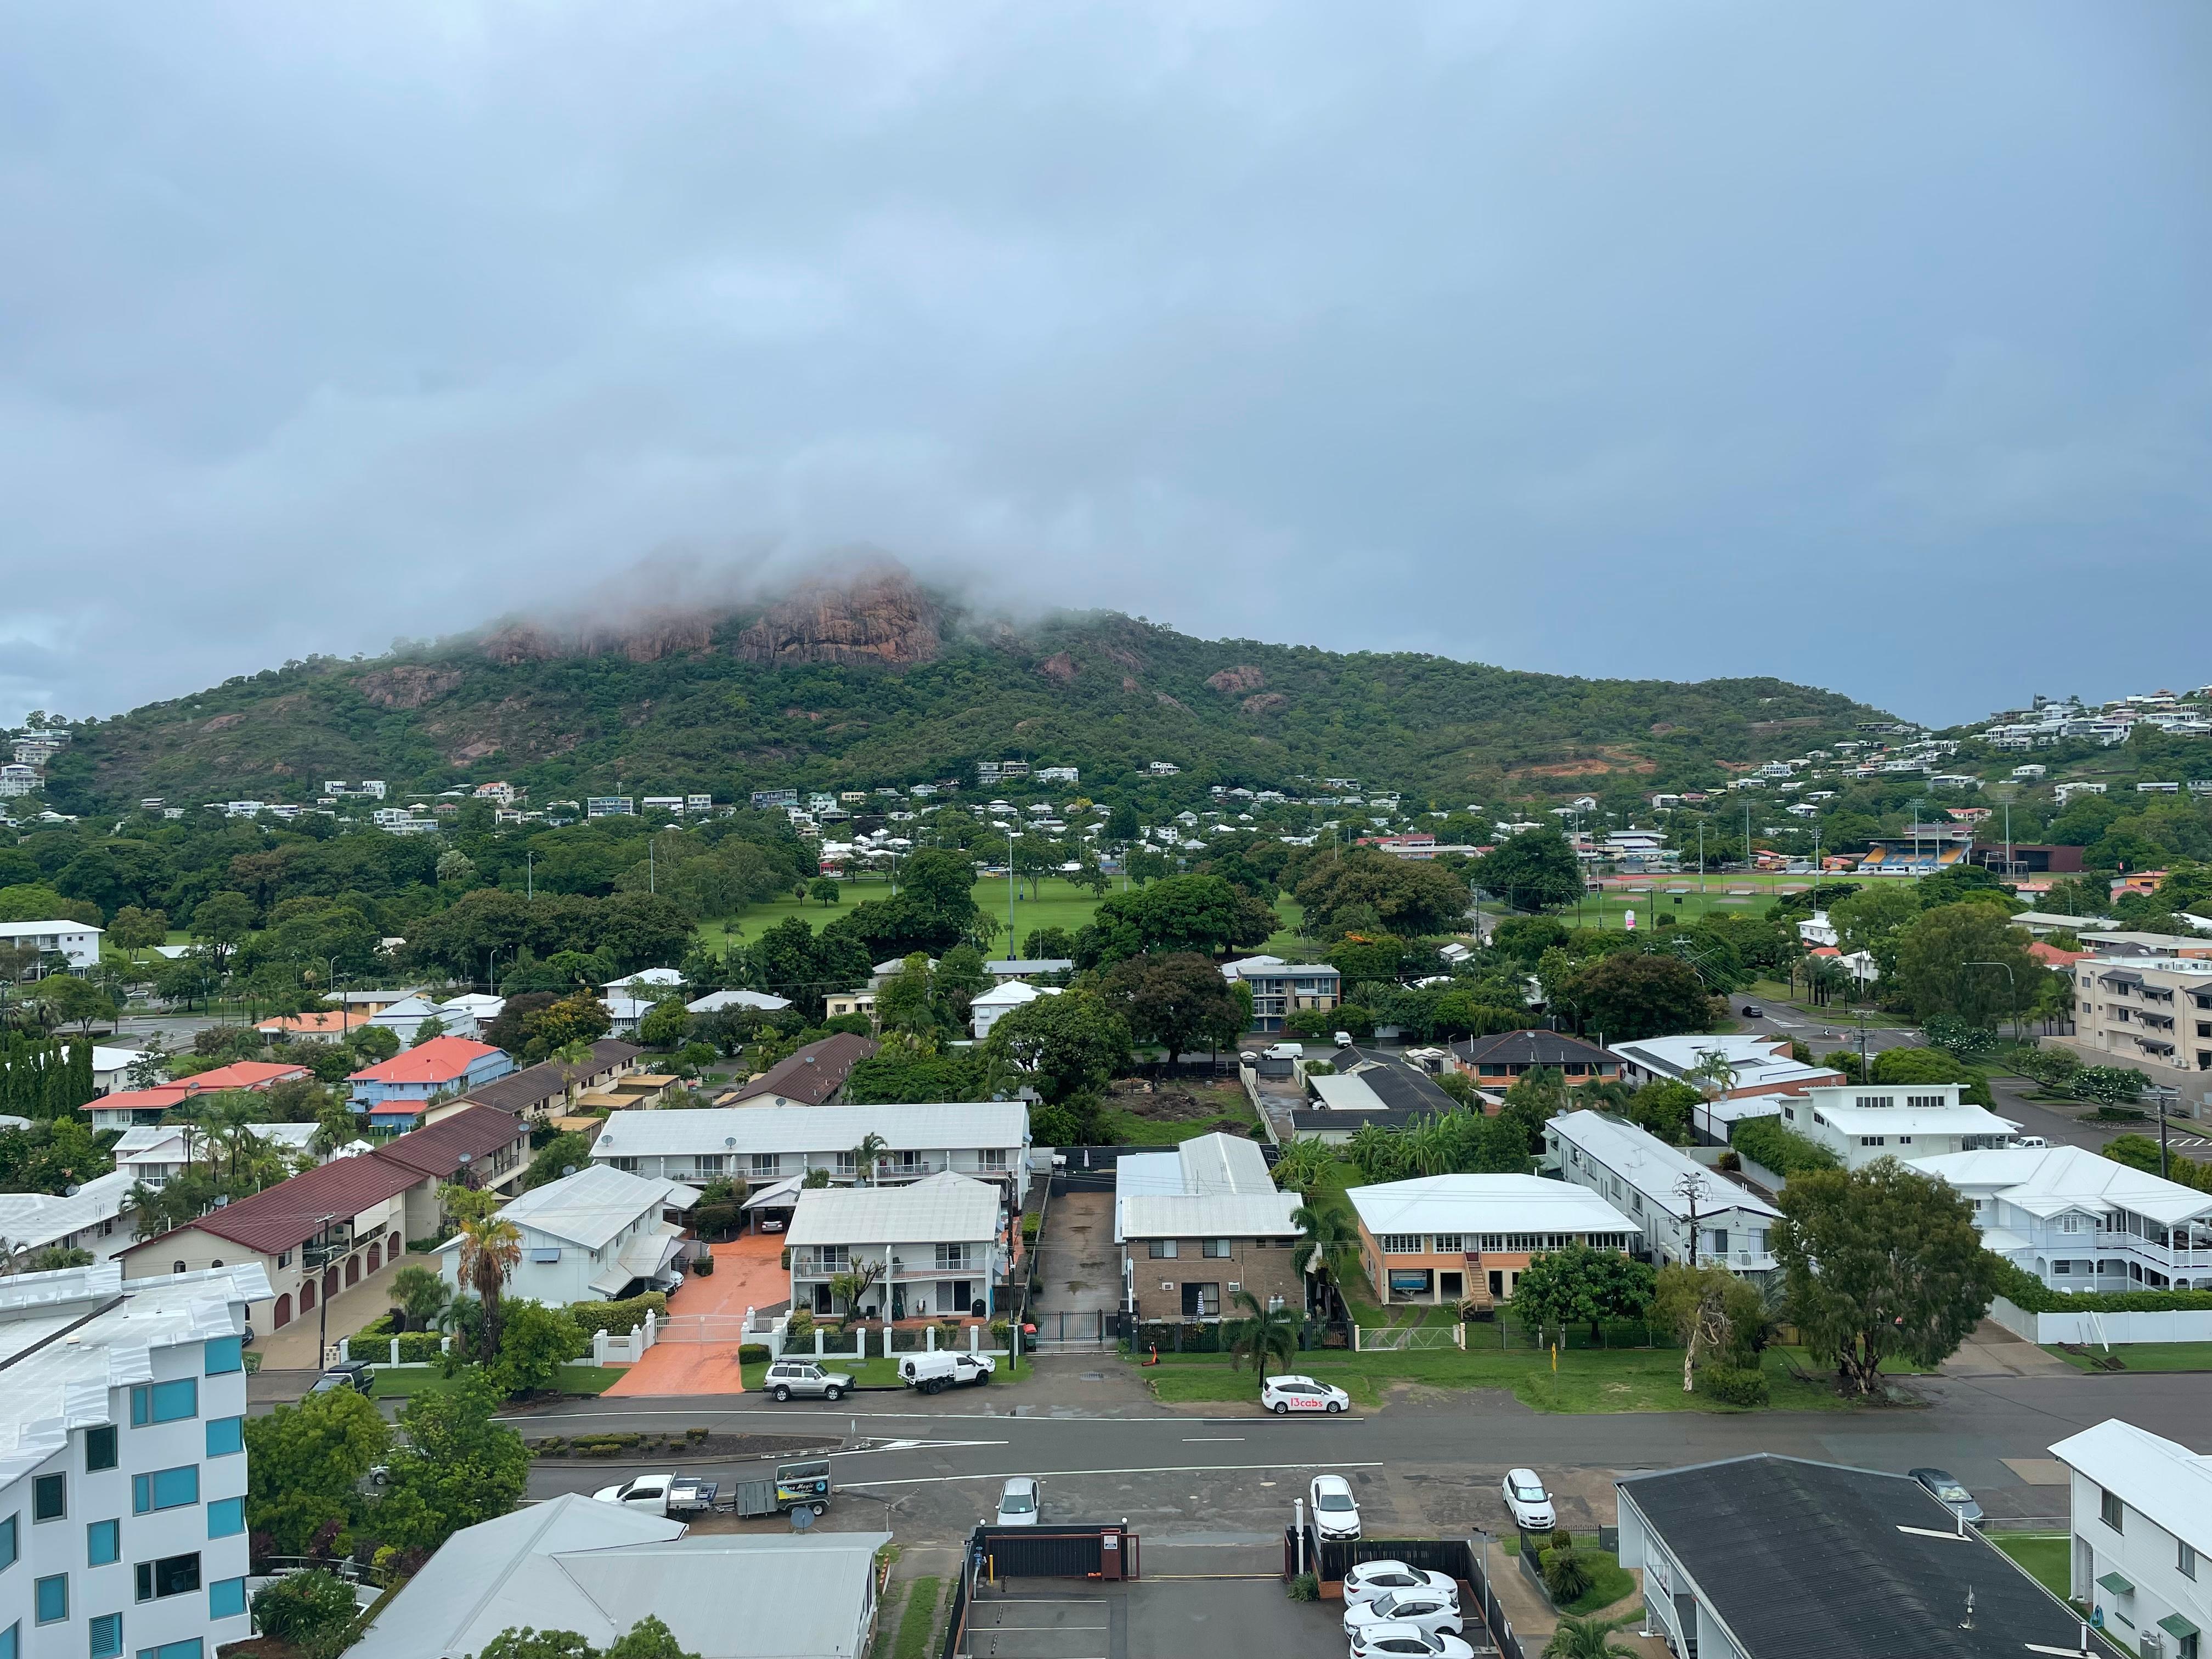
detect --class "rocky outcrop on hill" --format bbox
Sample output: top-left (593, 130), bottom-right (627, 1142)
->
top-left (733, 570), bottom-right (941, 668)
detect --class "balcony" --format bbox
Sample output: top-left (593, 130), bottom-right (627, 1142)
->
top-left (2091, 1234), bottom-right (2212, 1271)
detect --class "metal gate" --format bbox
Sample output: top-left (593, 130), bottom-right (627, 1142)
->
top-left (656, 1315), bottom-right (753, 1344)
top-left (1029, 1310), bottom-right (1110, 1352)
top-left (977, 1526), bottom-right (1139, 1582)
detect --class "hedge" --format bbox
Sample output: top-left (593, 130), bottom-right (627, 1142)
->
top-left (567, 1292), bottom-right (669, 1339)
top-left (1730, 1116), bottom-right (1842, 1178)
top-left (1986, 1251), bottom-right (2212, 1313)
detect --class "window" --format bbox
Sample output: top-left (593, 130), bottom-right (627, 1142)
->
top-left (90, 1612), bottom-right (122, 1658)
top-left (1432, 1234), bottom-right (1464, 1253)
top-left (0, 1621), bottom-right (14, 1659)
top-left (2060, 1213), bottom-right (2088, 1234)
top-left (833, 1152), bottom-right (857, 1174)
top-left (208, 1577), bottom-right (246, 1620)
top-left (132, 1468), bottom-right (199, 1515)
top-left (88, 1520), bottom-right (120, 1566)
top-left (129, 1379), bottom-right (196, 1427)
top-left (204, 1418), bottom-right (244, 1459)
top-left (276, 1249), bottom-right (291, 1269)
top-left (136, 1642), bottom-right (202, 1659)
top-left (1860, 1136), bottom-right (1887, 1148)
top-left (34, 1475), bottom-right (65, 1523)
top-left (201, 1337), bottom-right (242, 1376)
top-left (1895, 1136), bottom-right (1913, 1146)
top-left (2180, 1539), bottom-right (2197, 1579)
top-left (1905, 1094), bottom-right (1945, 1109)
top-left (85, 1427), bottom-right (117, 1473)
top-left (749, 1154), bottom-right (778, 1178)
top-left (206, 1499), bottom-right (244, 1541)
top-left (1853, 1095), bottom-right (1895, 1109)
top-left (1378, 1234), bottom-right (1423, 1255)
top-left (1148, 1239), bottom-right (1178, 1259)
top-left (35, 1573), bottom-right (67, 1624)
top-left (979, 1148), bottom-right (1008, 1171)
top-left (2100, 1488), bottom-right (2123, 1532)
top-left (134, 1554), bottom-right (200, 1603)
top-left (1203, 1239), bottom-right (1232, 1259)
top-left (1, 1513), bottom-right (15, 1570)
top-left (933, 1244), bottom-right (972, 1271)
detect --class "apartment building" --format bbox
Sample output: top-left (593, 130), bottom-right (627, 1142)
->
top-left (1113, 1132), bottom-right (1304, 1321)
top-left (1346, 1175), bottom-right (1639, 1311)
top-left (589, 1103), bottom-right (1030, 1193)
top-left (0, 919), bottom-right (103, 973)
top-left (2061, 956), bottom-right (2212, 1118)
top-left (785, 1171), bottom-right (1007, 1320)
top-left (1217, 956), bottom-right (1342, 1034)
top-left (1544, 1110), bottom-right (1781, 1279)
top-left (2050, 1419), bottom-right (2209, 1659)
top-left (1764, 1082), bottom-right (2019, 1170)
top-left (1911, 1144), bottom-right (2212, 1293)
top-left (0, 1261), bottom-right (265, 1659)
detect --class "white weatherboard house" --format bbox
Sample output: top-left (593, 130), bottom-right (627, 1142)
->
top-left (436, 1165), bottom-right (700, 1306)
top-left (969, 979), bottom-right (1062, 1040)
top-left (2050, 1419), bottom-right (2209, 1659)
top-left (1765, 1082), bottom-right (2019, 1170)
top-left (590, 1103), bottom-right (1030, 1192)
top-left (786, 1171), bottom-right (1007, 1320)
top-left (0, 1261), bottom-right (266, 1659)
top-left (0, 1169), bottom-right (142, 1266)
top-left (1910, 1144), bottom-right (2212, 1294)
top-left (0, 918), bottom-right (103, 972)
top-left (1545, 1110), bottom-right (1782, 1278)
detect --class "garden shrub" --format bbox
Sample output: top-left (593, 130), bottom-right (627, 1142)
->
top-left (1695, 1365), bottom-right (1771, 1408)
top-left (1541, 1548), bottom-right (1594, 1604)
top-left (250, 1570), bottom-right (358, 1650)
top-left (692, 1253), bottom-right (715, 1276)
top-left (566, 1291), bottom-right (669, 1340)
top-left (1730, 1116), bottom-right (1841, 1178)
top-left (786, 1307), bottom-right (816, 1341)
top-left (1984, 1251), bottom-right (2212, 1313)
top-left (739, 1344), bottom-right (770, 1365)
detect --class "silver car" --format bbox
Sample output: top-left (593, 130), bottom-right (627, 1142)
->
top-left (995, 1477), bottom-right (1041, 1527)
top-left (763, 1359), bottom-right (853, 1403)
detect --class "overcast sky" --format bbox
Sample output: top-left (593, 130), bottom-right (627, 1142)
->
top-left (4, 2), bottom-right (2207, 731)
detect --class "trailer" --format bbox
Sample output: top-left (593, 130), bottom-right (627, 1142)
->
top-left (664, 1458), bottom-right (835, 1520)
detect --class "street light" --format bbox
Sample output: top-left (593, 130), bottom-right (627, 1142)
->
top-left (1962, 961), bottom-right (2021, 1044)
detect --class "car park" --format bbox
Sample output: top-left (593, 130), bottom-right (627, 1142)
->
top-left (1909, 1467), bottom-right (1985, 1523)
top-left (995, 1477), bottom-right (1042, 1527)
top-left (1344, 1589), bottom-right (1464, 1644)
top-left (1348, 1623), bottom-right (1477, 1659)
top-left (1261, 1374), bottom-right (1350, 1415)
top-left (1310, 1473), bottom-right (1361, 1540)
top-left (1342, 1562), bottom-right (1459, 1609)
top-left (1500, 1468), bottom-right (1555, 1531)
top-left (762, 1358), bottom-right (853, 1402)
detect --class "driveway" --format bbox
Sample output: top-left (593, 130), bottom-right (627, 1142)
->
top-left (252, 1253), bottom-right (410, 1373)
top-left (603, 1232), bottom-right (787, 1398)
top-left (1028, 1191), bottom-right (1120, 1349)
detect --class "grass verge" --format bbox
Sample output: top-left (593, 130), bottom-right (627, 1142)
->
top-left (1991, 1534), bottom-right (2070, 1600)
top-left (892, 1577), bottom-right (941, 1659)
top-left (2045, 1342), bottom-right (2212, 1373)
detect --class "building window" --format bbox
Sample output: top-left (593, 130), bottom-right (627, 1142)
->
top-left (137, 1640), bottom-right (203, 1659)
top-left (208, 1578), bottom-right (247, 1621)
top-left (134, 1554), bottom-right (200, 1604)
top-left (1148, 1240), bottom-right (1178, 1259)
top-left (85, 1427), bottom-right (117, 1473)
top-left (833, 1153), bottom-right (857, 1175)
top-left (749, 1154), bottom-right (778, 1177)
top-left (933, 1244), bottom-right (972, 1272)
top-left (1860, 1136), bottom-right (1887, 1148)
top-left (1904, 1094), bottom-right (1945, 1109)
top-left (1853, 1096), bottom-right (1895, 1109)
top-left (1377, 1234), bottom-right (1423, 1256)
top-left (1203, 1239), bottom-right (1232, 1259)
top-left (33, 1475), bottom-right (65, 1523)
top-left (131, 1468), bottom-right (199, 1516)
top-left (206, 1499), bottom-right (245, 1541)
top-left (2180, 1539), bottom-right (2197, 1580)
top-left (201, 1337), bottom-right (242, 1376)
top-left (205, 1418), bottom-right (244, 1459)
top-left (2100, 1488), bottom-right (2123, 1532)
top-left (35, 1574), bottom-right (66, 1624)
top-left (89, 1611), bottom-right (122, 1659)
top-left (88, 1520), bottom-right (120, 1567)
top-left (1432, 1234), bottom-right (1464, 1253)
top-left (129, 1379), bottom-right (196, 1427)
top-left (1, 1513), bottom-right (15, 1569)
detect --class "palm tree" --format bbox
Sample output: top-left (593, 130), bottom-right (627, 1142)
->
top-left (456, 1211), bottom-right (523, 1360)
top-left (1269, 1138), bottom-right (1339, 1199)
top-left (850, 1132), bottom-right (889, 1187)
top-left (388, 1263), bottom-right (452, 1333)
top-left (1226, 1289), bottom-right (1300, 1393)
top-left (827, 1260), bottom-right (884, 1324)
top-left (553, 1039), bottom-right (596, 1111)
top-left (1291, 1203), bottom-right (1362, 1319)
top-left (1543, 1614), bottom-right (1641, 1659)
top-left (1685, 1047), bottom-right (1737, 1142)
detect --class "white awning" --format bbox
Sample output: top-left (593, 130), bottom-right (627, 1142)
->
top-left (743, 1175), bottom-right (804, 1210)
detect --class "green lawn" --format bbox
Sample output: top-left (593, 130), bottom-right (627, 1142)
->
top-left (1131, 1343), bottom-right (1852, 1414)
top-left (890, 1577), bottom-right (941, 1659)
top-left (1991, 1534), bottom-right (2072, 1600)
top-left (370, 1364), bottom-right (617, 1399)
top-left (2046, 1342), bottom-right (2212, 1373)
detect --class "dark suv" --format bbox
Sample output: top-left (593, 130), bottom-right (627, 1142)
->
top-left (310, 1359), bottom-right (376, 1396)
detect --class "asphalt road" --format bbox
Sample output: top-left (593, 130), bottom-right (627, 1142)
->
top-left (500, 1359), bottom-right (2210, 1548)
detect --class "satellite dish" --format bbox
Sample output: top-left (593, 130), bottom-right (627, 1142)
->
top-left (789, 1505), bottom-right (814, 1531)
top-left (724, 1136), bottom-right (736, 1148)
top-left (562, 1166), bottom-right (577, 1178)
top-left (64, 1184), bottom-right (80, 1198)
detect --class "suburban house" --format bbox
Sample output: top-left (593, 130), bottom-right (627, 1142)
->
top-left (1616, 1454), bottom-right (2096, 1659)
top-left (970, 979), bottom-right (1062, 1040)
top-left (821, 988), bottom-right (878, 1027)
top-left (590, 1102), bottom-right (1030, 1195)
top-left (2059, 955), bottom-right (2212, 1119)
top-left (1910, 1144), bottom-right (2212, 1293)
top-left (347, 1035), bottom-right (516, 1130)
top-left (1767, 1082), bottom-right (2020, 1170)
top-left (605, 969), bottom-right (686, 997)
top-left (88, 1045), bottom-right (149, 1096)
top-left (0, 1169), bottom-right (141, 1265)
top-left (1545, 1110), bottom-right (1781, 1279)
top-left (1447, 1030), bottom-right (1622, 1086)
top-left (786, 1170), bottom-right (1007, 1320)
top-left (86, 1060), bottom-right (314, 1130)
top-left (111, 1121), bottom-right (322, 1190)
top-left (1113, 1131), bottom-right (1304, 1321)
top-left (431, 1039), bottom-right (644, 1128)
top-left (435, 1164), bottom-right (698, 1306)
top-left (726, 1032), bottom-right (878, 1107)
top-left (1292, 1043), bottom-right (1464, 1142)
top-left (686, 988), bottom-right (793, 1015)
top-left (1612, 1033), bottom-right (1845, 1124)
top-left (2049, 1418), bottom-right (2209, 1659)
top-left (0, 917), bottom-right (103, 971)
top-left (1217, 956), bottom-right (1342, 1033)
top-left (1346, 1175), bottom-right (1639, 1311)
top-left (252, 1010), bottom-right (360, 1041)
top-left (349, 1493), bottom-right (889, 1659)
top-left (0, 1260), bottom-right (264, 1659)
top-left (985, 958), bottom-right (1075, 984)
top-left (364, 992), bottom-right (479, 1045)
top-left (117, 1105), bottom-right (529, 1340)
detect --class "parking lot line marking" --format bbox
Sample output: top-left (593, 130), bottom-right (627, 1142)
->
top-left (1183, 1436), bottom-right (1244, 1442)
top-left (841, 1458), bottom-right (1384, 1487)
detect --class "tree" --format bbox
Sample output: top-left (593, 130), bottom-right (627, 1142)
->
top-left (1100, 952), bottom-right (1248, 1068)
top-left (808, 876), bottom-right (840, 907)
top-left (637, 997), bottom-right (690, 1049)
top-left (981, 990), bottom-right (1129, 1108)
top-left (522, 1131), bottom-right (594, 1190)
top-left (389, 1263), bottom-right (453, 1333)
top-left (1509, 1245), bottom-right (1656, 1341)
top-left (1472, 827), bottom-right (1583, 911)
top-left (411, 1014), bottom-right (449, 1046)
top-left (1892, 904), bottom-right (2037, 1029)
top-left (251, 1570), bottom-right (362, 1659)
top-left (851, 1131), bottom-right (889, 1186)
top-left (244, 1387), bottom-right (391, 1555)
top-left (108, 904), bottom-right (170, 959)
top-left (1497, 1064), bottom-right (1569, 1156)
top-left (1543, 1615), bottom-right (1643, 1659)
top-left (874, 953), bottom-right (936, 1035)
top-left (453, 1199), bottom-right (523, 1360)
top-left (1651, 1261), bottom-right (1763, 1392)
top-left (479, 1621), bottom-right (701, 1659)
top-left (827, 1259), bottom-right (884, 1322)
top-left (373, 1372), bottom-right (531, 1551)
top-left (30, 974), bottom-right (116, 1036)
top-left (493, 1300), bottom-right (584, 1396)
top-left (1294, 850), bottom-right (1471, 939)
top-left (1627, 1080), bottom-right (1700, 1144)
top-left (1082, 875), bottom-right (1277, 966)
top-left (190, 890), bottom-right (257, 971)
top-left (1225, 1288), bottom-right (1299, 1391)
top-left (1556, 952), bottom-right (1716, 1042)
top-left (1271, 1138), bottom-right (1341, 1199)
top-left (1773, 1160), bottom-right (1994, 1395)
top-left (1291, 1200), bottom-right (1362, 1314)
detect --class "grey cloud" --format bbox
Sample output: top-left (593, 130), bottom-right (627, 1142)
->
top-left (2, 0), bottom-right (2206, 727)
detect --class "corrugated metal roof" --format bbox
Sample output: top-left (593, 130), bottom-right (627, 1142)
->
top-left (456, 1041), bottom-right (641, 1116)
top-left (377, 1104), bottom-right (529, 1178)
top-left (1347, 1174), bottom-right (1638, 1238)
top-left (1112, 1131), bottom-right (1299, 1241)
top-left (488, 1164), bottom-right (699, 1251)
top-left (1549, 1110), bottom-right (1780, 1221)
top-left (1911, 1144), bottom-right (2212, 1227)
top-left (1121, 1192), bottom-right (1302, 1239)
top-left (0, 1169), bottom-right (140, 1250)
top-left (786, 1171), bottom-right (1001, 1246)
top-left (591, 1101), bottom-right (1028, 1158)
top-left (2049, 1419), bottom-right (2212, 1554)
top-left (729, 1033), bottom-right (877, 1104)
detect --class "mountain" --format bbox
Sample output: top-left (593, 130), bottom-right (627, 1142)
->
top-left (42, 563), bottom-right (1892, 810)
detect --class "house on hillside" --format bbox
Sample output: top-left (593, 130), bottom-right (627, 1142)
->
top-left (970, 979), bottom-right (1062, 1040)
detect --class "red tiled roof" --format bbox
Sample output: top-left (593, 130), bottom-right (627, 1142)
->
top-left (348, 1035), bottom-right (503, 1085)
top-left (123, 1150), bottom-right (422, 1257)
top-left (2029, 941), bottom-right (2090, 968)
top-left (376, 1104), bottom-right (528, 1178)
top-left (88, 1061), bottom-right (312, 1114)
top-left (729, 1032), bottom-right (878, 1105)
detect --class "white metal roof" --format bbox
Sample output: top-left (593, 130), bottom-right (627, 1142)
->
top-left (1308, 1074), bottom-right (1391, 1112)
top-left (1113, 1131), bottom-right (1301, 1241)
top-left (1910, 1144), bottom-right (2212, 1227)
top-left (785, 1170), bottom-right (1001, 1247)
top-left (1613, 1033), bottom-right (1838, 1092)
top-left (481, 1163), bottom-right (701, 1250)
top-left (1810, 1101), bottom-right (2018, 1137)
top-left (0, 1168), bottom-right (139, 1251)
top-left (1549, 1110), bottom-right (1779, 1222)
top-left (1347, 1174), bottom-right (1639, 1239)
top-left (687, 989), bottom-right (794, 1014)
top-left (590, 1101), bottom-right (1029, 1159)
top-left (2049, 1419), bottom-right (2212, 1554)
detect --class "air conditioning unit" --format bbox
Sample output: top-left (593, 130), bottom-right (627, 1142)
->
top-left (1160, 1281), bottom-right (1173, 1291)
top-left (1227, 1282), bottom-right (1242, 1294)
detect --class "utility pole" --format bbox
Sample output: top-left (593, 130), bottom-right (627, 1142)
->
top-left (1674, 1171), bottom-right (1708, 1269)
top-left (527, 850), bottom-right (533, 900)
top-left (1007, 826), bottom-right (1017, 949)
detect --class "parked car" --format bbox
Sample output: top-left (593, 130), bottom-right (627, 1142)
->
top-left (1347, 1623), bottom-right (1476, 1659)
top-left (1344, 1589), bottom-right (1464, 1644)
top-left (1909, 1467), bottom-right (1985, 1524)
top-left (1500, 1468), bottom-right (1555, 1532)
top-left (762, 1358), bottom-right (853, 1403)
top-left (995, 1477), bottom-right (1041, 1527)
top-left (755, 1213), bottom-right (786, 1233)
top-left (899, 1352), bottom-right (995, 1394)
top-left (2011, 1135), bottom-right (2049, 1149)
top-left (309, 1359), bottom-right (375, 1396)
top-left (594, 1474), bottom-right (681, 1516)
top-left (1310, 1473), bottom-right (1361, 1541)
top-left (1342, 1562), bottom-right (1459, 1610)
top-left (1261, 1374), bottom-right (1349, 1415)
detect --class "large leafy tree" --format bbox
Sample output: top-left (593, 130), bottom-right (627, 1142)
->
top-left (1471, 828), bottom-right (1583, 911)
top-left (981, 989), bottom-right (1129, 1109)
top-left (1509, 1244), bottom-right (1656, 1341)
top-left (372, 1372), bottom-right (531, 1553)
top-left (1891, 903), bottom-right (2039, 1030)
top-left (1293, 849), bottom-right (1471, 939)
top-left (1773, 1160), bottom-right (1994, 1395)
top-left (244, 1386), bottom-right (391, 1555)
top-left (1080, 874), bottom-right (1276, 967)
top-left (1099, 951), bottom-right (1249, 1066)
top-left (1556, 952), bottom-right (1716, 1042)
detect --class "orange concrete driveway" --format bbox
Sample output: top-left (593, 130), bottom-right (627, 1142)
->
top-left (603, 1232), bottom-right (789, 1397)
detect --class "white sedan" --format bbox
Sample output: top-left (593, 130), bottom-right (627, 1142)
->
top-left (1345, 1589), bottom-right (1464, 1644)
top-left (1348, 1623), bottom-right (1477, 1659)
top-left (1262, 1374), bottom-right (1350, 1415)
top-left (1343, 1562), bottom-right (1459, 1609)
top-left (1501, 1468), bottom-right (1556, 1532)
top-left (1310, 1473), bottom-right (1362, 1541)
